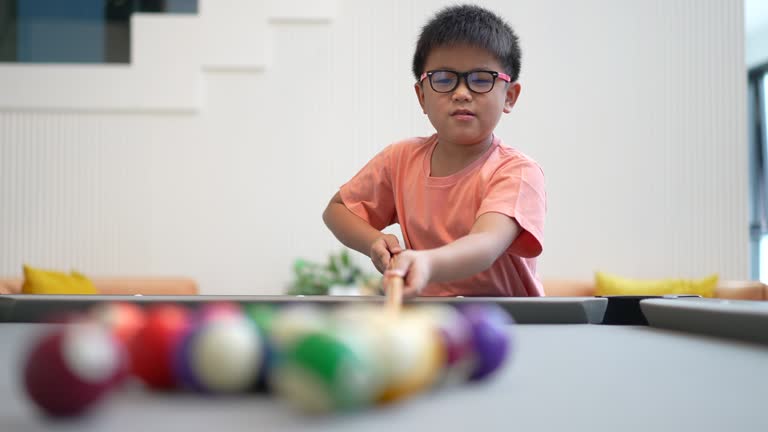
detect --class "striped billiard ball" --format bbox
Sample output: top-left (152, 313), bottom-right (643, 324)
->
top-left (23, 323), bottom-right (127, 417)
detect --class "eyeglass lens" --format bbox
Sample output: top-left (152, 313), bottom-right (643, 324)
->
top-left (430, 71), bottom-right (496, 93)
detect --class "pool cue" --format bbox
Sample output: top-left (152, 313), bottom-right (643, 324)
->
top-left (384, 256), bottom-right (404, 315)
top-left (385, 273), bottom-right (403, 315)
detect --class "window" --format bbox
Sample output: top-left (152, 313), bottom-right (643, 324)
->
top-left (0, 0), bottom-right (197, 64)
top-left (748, 65), bottom-right (768, 281)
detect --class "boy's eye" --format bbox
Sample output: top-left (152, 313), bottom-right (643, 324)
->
top-left (431, 72), bottom-right (457, 84)
top-left (469, 73), bottom-right (494, 84)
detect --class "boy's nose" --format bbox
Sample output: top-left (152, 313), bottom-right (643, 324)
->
top-left (451, 80), bottom-right (472, 101)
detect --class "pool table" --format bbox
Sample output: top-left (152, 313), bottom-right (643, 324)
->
top-left (0, 295), bottom-right (766, 432)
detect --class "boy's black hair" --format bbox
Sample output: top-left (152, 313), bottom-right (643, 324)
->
top-left (412, 4), bottom-right (522, 82)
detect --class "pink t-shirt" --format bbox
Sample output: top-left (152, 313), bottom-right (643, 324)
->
top-left (340, 134), bottom-right (546, 297)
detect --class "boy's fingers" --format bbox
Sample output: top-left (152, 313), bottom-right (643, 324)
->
top-left (402, 266), bottom-right (426, 297)
top-left (381, 256), bottom-right (391, 271)
top-left (383, 235), bottom-right (402, 253)
top-left (402, 279), bottom-right (420, 297)
top-left (381, 247), bottom-right (392, 263)
top-left (388, 252), bottom-right (407, 273)
top-left (372, 244), bottom-right (391, 272)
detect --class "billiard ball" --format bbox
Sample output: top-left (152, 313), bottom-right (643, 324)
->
top-left (374, 309), bottom-right (444, 403)
top-left (269, 329), bottom-right (377, 413)
top-left (243, 304), bottom-right (277, 392)
top-left (23, 323), bottom-right (127, 417)
top-left (195, 301), bottom-right (242, 322)
top-left (411, 304), bottom-right (475, 386)
top-left (268, 304), bottom-right (330, 353)
top-left (459, 303), bottom-right (513, 381)
top-left (329, 305), bottom-right (446, 403)
top-left (129, 304), bottom-right (191, 390)
top-left (328, 304), bottom-right (393, 393)
top-left (90, 302), bottom-right (146, 348)
top-left (174, 312), bottom-right (263, 394)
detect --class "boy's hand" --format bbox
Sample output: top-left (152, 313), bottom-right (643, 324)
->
top-left (369, 234), bottom-right (403, 273)
top-left (385, 249), bottom-right (433, 297)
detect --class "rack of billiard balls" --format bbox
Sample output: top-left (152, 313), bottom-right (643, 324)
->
top-left (22, 300), bottom-right (513, 417)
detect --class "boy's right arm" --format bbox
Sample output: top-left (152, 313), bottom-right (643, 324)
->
top-left (322, 192), bottom-right (402, 273)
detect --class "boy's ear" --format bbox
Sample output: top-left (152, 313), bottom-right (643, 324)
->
top-left (414, 83), bottom-right (427, 114)
top-left (503, 82), bottom-right (522, 114)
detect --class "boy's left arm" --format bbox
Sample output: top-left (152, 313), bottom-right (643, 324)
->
top-left (388, 212), bottom-right (520, 296)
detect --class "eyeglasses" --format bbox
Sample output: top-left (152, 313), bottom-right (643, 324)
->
top-left (419, 70), bottom-right (512, 94)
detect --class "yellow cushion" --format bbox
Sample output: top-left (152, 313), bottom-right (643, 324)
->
top-left (22, 264), bottom-right (97, 295)
top-left (594, 271), bottom-right (718, 298)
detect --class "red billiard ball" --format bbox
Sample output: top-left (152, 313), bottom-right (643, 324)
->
top-left (129, 304), bottom-right (190, 390)
top-left (23, 323), bottom-right (127, 417)
top-left (90, 302), bottom-right (146, 347)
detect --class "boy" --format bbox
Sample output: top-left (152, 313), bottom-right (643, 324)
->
top-left (323, 5), bottom-right (546, 297)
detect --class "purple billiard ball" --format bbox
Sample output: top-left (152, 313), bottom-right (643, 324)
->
top-left (173, 323), bottom-right (207, 392)
top-left (174, 302), bottom-right (251, 392)
top-left (173, 311), bottom-right (263, 394)
top-left (459, 303), bottom-right (514, 381)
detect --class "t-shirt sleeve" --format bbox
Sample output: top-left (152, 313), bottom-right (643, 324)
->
top-left (338, 145), bottom-right (398, 231)
top-left (476, 160), bottom-right (546, 258)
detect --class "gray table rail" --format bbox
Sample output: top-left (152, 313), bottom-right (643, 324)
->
top-left (641, 297), bottom-right (768, 346)
top-left (0, 295), bottom-right (609, 325)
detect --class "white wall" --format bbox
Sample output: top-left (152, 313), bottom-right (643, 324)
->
top-left (0, 0), bottom-right (748, 294)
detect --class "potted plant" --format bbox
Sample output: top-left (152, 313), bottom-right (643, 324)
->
top-left (288, 250), bottom-right (381, 296)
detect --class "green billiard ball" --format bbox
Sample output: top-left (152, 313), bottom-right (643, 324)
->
top-left (270, 331), bottom-right (377, 413)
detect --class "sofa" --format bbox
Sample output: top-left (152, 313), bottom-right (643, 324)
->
top-left (1, 276), bottom-right (764, 300)
top-left (542, 279), bottom-right (767, 300)
top-left (0, 277), bottom-right (199, 296)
